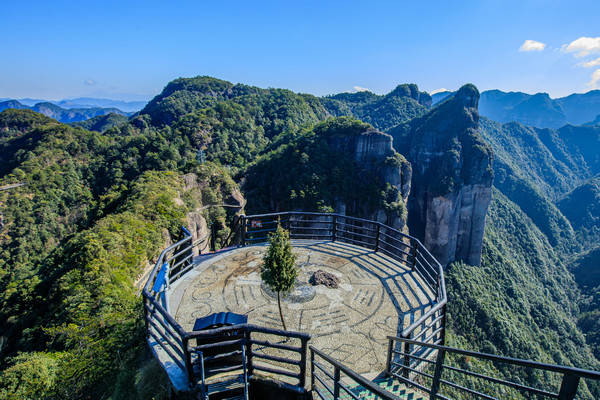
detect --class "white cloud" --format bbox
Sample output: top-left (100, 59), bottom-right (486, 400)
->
top-left (353, 86), bottom-right (370, 92)
top-left (431, 88), bottom-right (450, 95)
top-left (564, 37), bottom-right (600, 57)
top-left (84, 79), bottom-right (97, 86)
top-left (519, 40), bottom-right (546, 52)
top-left (589, 69), bottom-right (600, 89)
top-left (579, 57), bottom-right (600, 68)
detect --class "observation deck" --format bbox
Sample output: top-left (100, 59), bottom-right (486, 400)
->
top-left (143, 212), bottom-right (600, 400)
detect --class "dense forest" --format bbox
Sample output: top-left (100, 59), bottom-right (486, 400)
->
top-left (1, 76), bottom-right (600, 399)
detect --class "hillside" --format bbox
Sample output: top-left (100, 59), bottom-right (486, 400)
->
top-left (558, 177), bottom-right (600, 243)
top-left (71, 112), bottom-right (129, 132)
top-left (0, 100), bottom-right (130, 123)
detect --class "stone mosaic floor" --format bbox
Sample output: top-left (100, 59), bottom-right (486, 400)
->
top-left (168, 240), bottom-right (435, 375)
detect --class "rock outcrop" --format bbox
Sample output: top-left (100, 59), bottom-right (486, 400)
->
top-left (326, 125), bottom-right (412, 230)
top-left (394, 84), bottom-right (493, 266)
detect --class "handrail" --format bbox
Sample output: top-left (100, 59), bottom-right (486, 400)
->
top-left (386, 337), bottom-right (600, 399)
top-left (389, 337), bottom-right (600, 380)
top-left (311, 346), bottom-right (401, 400)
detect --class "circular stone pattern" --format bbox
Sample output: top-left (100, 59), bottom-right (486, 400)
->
top-left (171, 240), bottom-right (434, 375)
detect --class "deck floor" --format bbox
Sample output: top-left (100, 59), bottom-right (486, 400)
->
top-left (168, 240), bottom-right (435, 375)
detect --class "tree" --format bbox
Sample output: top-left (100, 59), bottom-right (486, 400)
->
top-left (261, 225), bottom-right (297, 330)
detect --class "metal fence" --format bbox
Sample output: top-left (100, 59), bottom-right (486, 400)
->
top-left (386, 337), bottom-right (600, 400)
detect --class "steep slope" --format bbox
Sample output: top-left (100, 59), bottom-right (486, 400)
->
top-left (321, 84), bottom-right (431, 131)
top-left (558, 177), bottom-right (600, 243)
top-left (447, 190), bottom-right (600, 399)
top-left (0, 109), bottom-right (242, 399)
top-left (390, 84), bottom-right (494, 266)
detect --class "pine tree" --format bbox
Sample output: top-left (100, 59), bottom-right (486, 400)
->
top-left (261, 225), bottom-right (297, 330)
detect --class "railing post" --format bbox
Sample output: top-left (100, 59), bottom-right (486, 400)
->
top-left (411, 239), bottom-right (418, 271)
top-left (240, 215), bottom-right (246, 247)
top-left (245, 328), bottom-right (254, 377)
top-left (375, 223), bottom-right (381, 252)
top-left (402, 340), bottom-right (411, 379)
top-left (558, 373), bottom-right (580, 400)
top-left (386, 337), bottom-right (393, 376)
top-left (332, 215), bottom-right (337, 242)
top-left (440, 304), bottom-right (447, 346)
top-left (333, 365), bottom-right (341, 399)
top-left (310, 348), bottom-right (315, 391)
top-left (299, 337), bottom-right (308, 389)
top-left (182, 336), bottom-right (195, 388)
top-left (430, 348), bottom-right (446, 398)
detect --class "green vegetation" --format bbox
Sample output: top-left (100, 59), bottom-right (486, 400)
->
top-left (321, 83), bottom-right (430, 131)
top-left (261, 225), bottom-right (297, 330)
top-left (71, 112), bottom-right (129, 132)
top-left (243, 117), bottom-right (409, 226)
top-left (446, 190), bottom-right (599, 399)
top-left (0, 107), bottom-right (241, 399)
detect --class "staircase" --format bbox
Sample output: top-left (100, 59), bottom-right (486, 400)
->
top-left (193, 343), bottom-right (249, 400)
top-left (315, 377), bottom-right (427, 400)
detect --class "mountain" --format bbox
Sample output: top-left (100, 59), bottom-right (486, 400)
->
top-left (70, 112), bottom-right (129, 132)
top-left (558, 177), bottom-right (600, 243)
top-left (55, 97), bottom-right (147, 112)
top-left (478, 89), bottom-right (600, 128)
top-left (321, 84), bottom-right (431, 131)
top-left (586, 114), bottom-right (600, 126)
top-left (0, 100), bottom-right (130, 123)
top-left (431, 90), bottom-right (454, 105)
top-left (390, 84), bottom-right (493, 266)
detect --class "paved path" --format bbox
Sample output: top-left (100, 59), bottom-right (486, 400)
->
top-left (168, 240), bottom-right (435, 375)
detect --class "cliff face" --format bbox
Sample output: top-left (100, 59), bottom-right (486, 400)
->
top-left (396, 84), bottom-right (494, 266)
top-left (326, 128), bottom-right (412, 229)
top-left (243, 117), bottom-right (411, 231)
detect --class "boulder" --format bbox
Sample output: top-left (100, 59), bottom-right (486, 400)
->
top-left (309, 270), bottom-right (340, 289)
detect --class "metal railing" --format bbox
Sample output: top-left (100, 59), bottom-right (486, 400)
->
top-left (386, 337), bottom-right (600, 400)
top-left (310, 346), bottom-right (401, 400)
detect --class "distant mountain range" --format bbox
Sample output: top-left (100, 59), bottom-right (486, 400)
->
top-left (0, 99), bottom-right (132, 123)
top-left (0, 97), bottom-right (147, 112)
top-left (432, 89), bottom-right (600, 129)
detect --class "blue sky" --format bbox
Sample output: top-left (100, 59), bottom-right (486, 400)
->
top-left (1, 0), bottom-right (599, 101)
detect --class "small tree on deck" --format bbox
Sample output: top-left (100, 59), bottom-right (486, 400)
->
top-left (261, 225), bottom-right (297, 330)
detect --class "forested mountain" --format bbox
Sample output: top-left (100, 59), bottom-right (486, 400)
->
top-left (70, 112), bottom-right (129, 132)
top-left (0, 100), bottom-right (130, 123)
top-left (321, 84), bottom-right (431, 131)
top-left (1, 75), bottom-right (600, 399)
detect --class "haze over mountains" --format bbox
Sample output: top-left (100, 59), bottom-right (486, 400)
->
top-left (433, 89), bottom-right (600, 128)
top-left (0, 97), bottom-right (147, 112)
